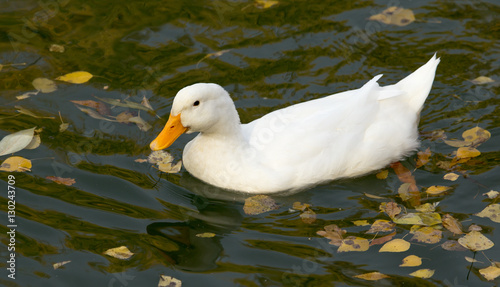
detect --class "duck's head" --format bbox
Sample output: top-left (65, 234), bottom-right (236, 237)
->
top-left (150, 83), bottom-right (240, 151)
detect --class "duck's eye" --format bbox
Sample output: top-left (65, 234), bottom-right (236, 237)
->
top-left (193, 100), bottom-right (200, 106)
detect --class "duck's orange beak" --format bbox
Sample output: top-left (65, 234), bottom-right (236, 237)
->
top-left (150, 113), bottom-right (187, 150)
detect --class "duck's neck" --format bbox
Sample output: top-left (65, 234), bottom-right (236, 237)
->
top-left (201, 108), bottom-right (244, 141)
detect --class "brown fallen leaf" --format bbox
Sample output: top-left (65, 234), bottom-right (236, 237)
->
top-left (442, 214), bottom-right (463, 235)
top-left (354, 272), bottom-right (389, 281)
top-left (456, 147), bottom-right (480, 160)
top-left (300, 209), bottom-right (316, 224)
top-left (75, 106), bottom-right (116, 122)
top-left (441, 240), bottom-right (468, 251)
top-left (46, 176), bottom-right (76, 186)
top-left (380, 202), bottom-right (402, 218)
top-left (243, 195), bottom-right (278, 215)
top-left (116, 111), bottom-right (134, 123)
top-left (317, 224), bottom-right (345, 246)
top-left (370, 231), bottom-right (396, 246)
top-left (71, 100), bottom-right (111, 116)
top-left (410, 226), bottom-right (442, 244)
top-left (366, 220), bottom-right (395, 234)
top-left (415, 148), bottom-right (431, 169)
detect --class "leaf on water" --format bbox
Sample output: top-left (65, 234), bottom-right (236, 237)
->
top-left (49, 44), bottom-right (65, 53)
top-left (135, 158), bottom-right (148, 163)
top-left (158, 275), bottom-right (182, 287)
top-left (141, 95), bottom-right (153, 110)
top-left (352, 220), bottom-right (370, 226)
top-left (415, 202), bottom-right (438, 213)
top-left (479, 265), bottom-right (500, 281)
top-left (353, 272), bottom-right (389, 281)
top-left (338, 236), bottom-right (369, 252)
top-left (483, 190), bottom-right (499, 199)
top-left (398, 182), bottom-right (413, 201)
top-left (376, 169), bottom-right (388, 179)
top-left (300, 209), bottom-right (316, 224)
top-left (129, 115), bottom-right (152, 131)
top-left (415, 148), bottom-right (431, 169)
top-left (456, 147), bottom-right (480, 160)
top-left (368, 6), bottom-right (415, 26)
top-left (157, 161), bottom-right (182, 174)
top-left (410, 226), bottom-right (442, 244)
top-left (0, 127), bottom-right (36, 156)
top-left (71, 100), bottom-right (111, 116)
top-left (379, 238), bottom-right (410, 252)
top-left (196, 232), bottom-right (216, 238)
top-left (292, 202), bottom-right (311, 211)
top-left (317, 224), bottom-right (345, 246)
top-left (94, 96), bottom-right (153, 112)
top-left (400, 255), bottom-right (422, 267)
top-left (366, 220), bottom-right (395, 233)
top-left (370, 231), bottom-right (396, 246)
top-left (443, 172), bottom-right (460, 181)
top-left (475, 204), bottom-right (500, 223)
top-left (46, 176), bottom-right (76, 186)
top-left (103, 246), bottom-right (134, 260)
top-left (364, 192), bottom-right (385, 199)
top-left (75, 106), bottom-right (116, 122)
top-left (116, 111), bottom-right (134, 123)
top-left (465, 256), bottom-right (482, 263)
top-left (444, 139), bottom-right (470, 148)
top-left (471, 76), bottom-right (494, 85)
top-left (197, 49), bottom-right (231, 68)
top-left (17, 91), bottom-right (39, 100)
top-left (425, 185), bottom-right (451, 195)
top-left (53, 260), bottom-right (71, 269)
top-left (380, 202), bottom-right (401, 218)
top-left (409, 269), bottom-right (435, 279)
top-left (0, 156), bottom-right (32, 172)
top-left (148, 150), bottom-right (173, 164)
top-left (59, 123), bottom-right (69, 132)
top-left (442, 214), bottom-right (463, 235)
top-left (468, 224), bottom-right (482, 232)
top-left (462, 127), bottom-right (490, 146)
top-left (254, 0), bottom-right (279, 9)
top-left (419, 212), bottom-right (442, 226)
top-left (56, 71), bottom-right (93, 84)
top-left (15, 106), bottom-right (55, 119)
top-left (32, 78), bottom-right (57, 93)
top-left (441, 240), bottom-right (468, 251)
top-left (24, 134), bottom-right (41, 150)
top-left (392, 213), bottom-right (424, 225)
top-left (458, 230), bottom-right (494, 251)
top-left (243, 195), bottom-right (279, 215)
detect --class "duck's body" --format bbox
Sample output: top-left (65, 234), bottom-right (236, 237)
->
top-left (151, 55), bottom-right (440, 193)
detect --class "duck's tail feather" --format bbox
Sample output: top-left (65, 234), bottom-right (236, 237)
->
top-left (395, 53), bottom-right (440, 113)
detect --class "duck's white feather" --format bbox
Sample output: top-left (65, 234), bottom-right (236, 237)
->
top-left (172, 55), bottom-right (440, 193)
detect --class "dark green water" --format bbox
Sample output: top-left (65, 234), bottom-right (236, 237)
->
top-left (1, 0), bottom-right (499, 286)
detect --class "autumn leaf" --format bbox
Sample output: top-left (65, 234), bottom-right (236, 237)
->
top-left (442, 214), bottom-right (463, 235)
top-left (71, 100), bottom-right (111, 116)
top-left (376, 169), bottom-right (388, 179)
top-left (475, 204), bottom-right (500, 223)
top-left (158, 275), bottom-right (182, 287)
top-left (317, 224), bottom-right (345, 246)
top-left (56, 71), bottom-right (93, 84)
top-left (400, 255), bottom-right (422, 267)
top-left (483, 190), bottom-right (499, 199)
top-left (379, 238), bottom-right (410, 252)
top-left (410, 226), bottom-right (442, 244)
top-left (24, 134), bottom-right (41, 150)
top-left (103, 246), bottom-right (134, 259)
top-left (352, 220), bottom-right (370, 226)
top-left (425, 185), bottom-right (452, 195)
top-left (197, 49), bottom-right (231, 68)
top-left (415, 202), bottom-right (438, 213)
top-left (380, 202), bottom-right (401, 218)
top-left (415, 148), bottom-right (431, 169)
top-left (46, 176), bottom-right (76, 186)
top-left (479, 265), bottom-right (500, 281)
top-left (409, 269), bottom-right (434, 279)
top-left (243, 195), bottom-right (278, 215)
top-left (94, 96), bottom-right (153, 112)
top-left (370, 231), bottom-right (396, 246)
top-left (32, 78), bottom-right (57, 93)
top-left (364, 192), bottom-right (385, 199)
top-left (441, 240), bottom-right (468, 251)
top-left (443, 172), bottom-right (459, 181)
top-left (471, 76), bottom-right (494, 85)
top-left (456, 147), bottom-right (480, 160)
top-left (366, 220), bottom-right (395, 233)
top-left (354, 272), bottom-right (389, 281)
top-left (0, 156), bottom-right (32, 172)
top-left (392, 213), bottom-right (424, 225)
top-left (458, 231), bottom-right (494, 251)
top-left (53, 260), bottom-right (71, 269)
top-left (0, 127), bottom-right (36, 156)
top-left (49, 44), bottom-right (65, 53)
top-left (141, 95), bottom-right (153, 110)
top-left (129, 115), bottom-right (152, 131)
top-left (292, 202), bottom-right (311, 211)
top-left (254, 0), bottom-right (279, 9)
top-left (300, 209), bottom-right (316, 224)
top-left (15, 106), bottom-right (55, 119)
top-left (116, 111), bottom-right (134, 123)
top-left (368, 6), bottom-right (415, 26)
top-left (157, 161), bottom-right (182, 174)
top-left (196, 232), bottom-right (216, 238)
top-left (338, 236), bottom-right (369, 252)
top-left (445, 127), bottom-right (490, 148)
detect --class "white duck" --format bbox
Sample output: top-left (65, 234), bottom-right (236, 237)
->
top-left (151, 54), bottom-right (440, 193)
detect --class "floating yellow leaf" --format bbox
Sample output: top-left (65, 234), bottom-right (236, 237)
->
top-left (368, 6), bottom-right (415, 26)
top-left (425, 185), bottom-right (451, 195)
top-left (471, 76), bottom-right (494, 85)
top-left (103, 246), bottom-right (134, 259)
top-left (409, 269), bottom-right (435, 279)
top-left (292, 202), bottom-right (310, 211)
top-left (415, 203), bottom-right (438, 213)
top-left (475, 204), bottom-right (500, 223)
top-left (415, 148), bottom-right (431, 168)
top-left (53, 260), bottom-right (71, 270)
top-left (56, 71), bottom-right (93, 84)
top-left (462, 127), bottom-right (490, 146)
top-left (443, 172), bottom-right (459, 181)
top-left (392, 213), bottom-right (424, 225)
top-left (419, 212), bottom-right (442, 226)
top-left (364, 192), bottom-right (385, 199)
top-left (338, 236), bottom-right (369, 252)
top-left (367, 220), bottom-right (395, 233)
top-left (0, 127), bottom-right (36, 156)
top-left (49, 44), bottom-right (65, 53)
top-left (376, 169), bottom-right (389, 179)
top-left (243, 195), bottom-right (278, 215)
top-left (158, 275), bottom-right (182, 287)
top-left (456, 147), bottom-right (480, 159)
top-left (354, 272), bottom-right (389, 281)
top-left (353, 220), bottom-right (370, 226)
top-left (483, 190), bottom-right (499, 199)
top-left (300, 209), bottom-right (316, 224)
top-left (442, 214), bottom-right (463, 235)
top-left (0, 156), bottom-right (32, 172)
top-left (32, 78), bottom-right (57, 93)
top-left (196, 232), bottom-right (216, 238)
top-left (410, 226), bottom-right (442, 244)
top-left (400, 255), bottom-right (422, 267)
top-left (465, 256), bottom-right (482, 263)
top-left (254, 0), bottom-right (278, 9)
top-left (479, 265), bottom-right (500, 281)
top-left (157, 161), bottom-right (182, 174)
top-left (379, 239), bottom-right (410, 252)
top-left (458, 231), bottom-right (494, 251)
top-left (24, 134), bottom-right (41, 150)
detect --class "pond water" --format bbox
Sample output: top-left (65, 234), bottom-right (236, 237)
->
top-left (1, 0), bottom-right (499, 286)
